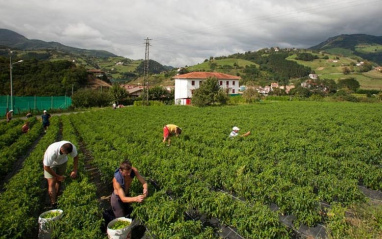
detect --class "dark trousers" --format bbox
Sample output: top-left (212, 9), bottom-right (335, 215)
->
top-left (111, 192), bottom-right (132, 218)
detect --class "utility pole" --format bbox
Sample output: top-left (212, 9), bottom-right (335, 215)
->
top-left (143, 37), bottom-right (151, 105)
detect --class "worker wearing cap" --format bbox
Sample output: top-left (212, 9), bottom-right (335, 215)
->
top-left (41, 110), bottom-right (51, 133)
top-left (163, 124), bottom-right (182, 146)
top-left (6, 110), bottom-right (13, 123)
top-left (43, 141), bottom-right (78, 208)
top-left (229, 126), bottom-right (250, 138)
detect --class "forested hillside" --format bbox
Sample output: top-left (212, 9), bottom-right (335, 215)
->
top-left (0, 57), bottom-right (88, 96)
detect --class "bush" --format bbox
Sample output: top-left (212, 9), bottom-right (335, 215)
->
top-left (72, 89), bottom-right (113, 107)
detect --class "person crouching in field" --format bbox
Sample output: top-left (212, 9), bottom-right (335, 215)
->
top-left (111, 160), bottom-right (148, 218)
top-left (163, 124), bottom-right (182, 146)
top-left (6, 110), bottom-right (13, 123)
top-left (21, 121), bottom-right (30, 133)
top-left (229, 126), bottom-right (250, 138)
top-left (43, 141), bottom-right (78, 208)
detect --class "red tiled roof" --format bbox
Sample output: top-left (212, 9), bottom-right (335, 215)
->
top-left (173, 72), bottom-right (240, 80)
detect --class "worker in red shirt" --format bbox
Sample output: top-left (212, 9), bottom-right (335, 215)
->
top-left (22, 121), bottom-right (30, 133)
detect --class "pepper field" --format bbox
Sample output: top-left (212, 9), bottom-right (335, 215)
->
top-left (1, 101), bottom-right (382, 238)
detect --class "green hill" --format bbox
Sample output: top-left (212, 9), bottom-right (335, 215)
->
top-left (287, 51), bottom-right (382, 90)
top-left (309, 34), bottom-right (382, 65)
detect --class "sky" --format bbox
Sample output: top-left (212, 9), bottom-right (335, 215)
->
top-left (0, 0), bottom-right (381, 67)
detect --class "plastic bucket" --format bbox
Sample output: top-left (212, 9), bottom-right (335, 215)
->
top-left (107, 217), bottom-right (133, 239)
top-left (38, 209), bottom-right (63, 239)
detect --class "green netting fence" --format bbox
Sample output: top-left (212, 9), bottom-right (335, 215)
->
top-left (0, 95), bottom-right (72, 117)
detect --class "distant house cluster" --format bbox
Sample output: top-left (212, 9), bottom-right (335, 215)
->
top-left (246, 83), bottom-right (295, 95)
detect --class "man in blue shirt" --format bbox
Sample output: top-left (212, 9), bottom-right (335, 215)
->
top-left (41, 110), bottom-right (51, 133)
top-left (111, 160), bottom-right (148, 217)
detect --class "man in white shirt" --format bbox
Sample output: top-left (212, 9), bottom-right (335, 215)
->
top-left (229, 126), bottom-right (250, 138)
top-left (43, 141), bottom-right (79, 207)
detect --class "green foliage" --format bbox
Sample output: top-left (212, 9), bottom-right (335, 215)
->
top-left (0, 117), bottom-right (59, 238)
top-left (71, 88), bottom-right (113, 107)
top-left (0, 117), bottom-right (41, 180)
top-left (295, 53), bottom-right (318, 61)
top-left (192, 77), bottom-right (228, 106)
top-left (135, 59), bottom-right (168, 75)
top-left (109, 83), bottom-right (128, 104)
top-left (148, 86), bottom-right (174, 102)
top-left (289, 86), bottom-right (312, 98)
top-left (337, 78), bottom-right (360, 92)
top-left (0, 57), bottom-right (88, 96)
top-left (134, 100), bottom-right (165, 106)
top-left (243, 88), bottom-right (261, 103)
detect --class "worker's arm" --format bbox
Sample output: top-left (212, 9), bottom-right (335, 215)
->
top-left (134, 168), bottom-right (148, 197)
top-left (113, 178), bottom-right (145, 203)
top-left (70, 155), bottom-right (78, 178)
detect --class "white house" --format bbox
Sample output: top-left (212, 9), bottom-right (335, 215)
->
top-left (173, 72), bottom-right (241, 105)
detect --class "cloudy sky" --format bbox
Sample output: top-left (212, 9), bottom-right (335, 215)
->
top-left (0, 0), bottom-right (381, 67)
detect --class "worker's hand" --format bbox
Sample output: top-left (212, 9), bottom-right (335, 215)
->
top-left (57, 175), bottom-right (66, 182)
top-left (135, 195), bottom-right (145, 203)
top-left (143, 188), bottom-right (148, 197)
top-left (70, 170), bottom-right (77, 178)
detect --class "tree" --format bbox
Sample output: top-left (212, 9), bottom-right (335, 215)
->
top-left (319, 79), bottom-right (337, 94)
top-left (337, 78), bottom-right (360, 93)
top-left (359, 61), bottom-right (373, 72)
top-left (72, 88), bottom-right (112, 107)
top-left (149, 86), bottom-right (171, 101)
top-left (295, 53), bottom-right (318, 61)
top-left (289, 86), bottom-right (312, 98)
top-left (342, 67), bottom-right (351, 75)
top-left (109, 83), bottom-right (128, 104)
top-left (209, 62), bottom-right (217, 71)
top-left (192, 77), bottom-right (228, 106)
top-left (243, 88), bottom-right (261, 103)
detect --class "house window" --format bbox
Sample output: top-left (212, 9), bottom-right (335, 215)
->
top-left (220, 81), bottom-right (222, 85)
top-left (192, 81), bottom-right (195, 86)
top-left (232, 81), bottom-right (235, 85)
top-left (226, 81), bottom-right (229, 86)
top-left (232, 89), bottom-right (235, 93)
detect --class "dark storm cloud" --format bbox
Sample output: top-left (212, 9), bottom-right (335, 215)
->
top-left (0, 0), bottom-right (381, 67)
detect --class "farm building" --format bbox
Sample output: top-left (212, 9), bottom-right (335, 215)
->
top-left (173, 72), bottom-right (241, 105)
top-left (121, 84), bottom-right (145, 98)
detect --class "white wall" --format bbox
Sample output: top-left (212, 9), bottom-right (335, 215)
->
top-left (174, 79), bottom-right (201, 104)
top-left (218, 80), bottom-right (240, 94)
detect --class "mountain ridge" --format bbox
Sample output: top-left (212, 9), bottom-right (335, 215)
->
top-left (309, 34), bottom-right (382, 64)
top-left (0, 28), bottom-right (117, 58)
